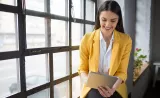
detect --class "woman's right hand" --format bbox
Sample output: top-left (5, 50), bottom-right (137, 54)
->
top-left (80, 72), bottom-right (88, 84)
top-left (97, 86), bottom-right (115, 98)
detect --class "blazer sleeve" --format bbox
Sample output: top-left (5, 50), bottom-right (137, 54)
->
top-left (78, 34), bottom-right (89, 74)
top-left (114, 35), bottom-right (132, 82)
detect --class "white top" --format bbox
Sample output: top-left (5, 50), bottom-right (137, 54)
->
top-left (98, 31), bottom-right (114, 74)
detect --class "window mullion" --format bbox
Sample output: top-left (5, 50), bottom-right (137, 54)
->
top-left (69, 0), bottom-right (72, 98)
top-left (44, 0), bottom-right (53, 98)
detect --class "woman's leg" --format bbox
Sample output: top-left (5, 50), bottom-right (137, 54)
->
top-left (110, 91), bottom-right (122, 98)
top-left (86, 89), bottom-right (122, 98)
top-left (86, 89), bottom-right (104, 98)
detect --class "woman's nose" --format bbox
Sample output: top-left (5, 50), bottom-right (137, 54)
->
top-left (105, 21), bottom-right (111, 27)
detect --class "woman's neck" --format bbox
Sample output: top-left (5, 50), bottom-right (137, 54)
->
top-left (101, 31), bottom-right (113, 42)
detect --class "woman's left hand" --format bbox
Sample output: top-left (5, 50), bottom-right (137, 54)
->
top-left (97, 77), bottom-right (123, 97)
top-left (97, 86), bottom-right (116, 98)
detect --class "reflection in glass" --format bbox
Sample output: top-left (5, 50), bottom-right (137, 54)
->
top-left (25, 54), bottom-right (49, 90)
top-left (26, 16), bottom-right (45, 48)
top-left (53, 52), bottom-right (69, 80)
top-left (54, 81), bottom-right (69, 98)
top-left (85, 24), bottom-right (94, 33)
top-left (0, 12), bottom-right (18, 52)
top-left (72, 0), bottom-right (83, 19)
top-left (28, 89), bottom-right (50, 98)
top-left (86, 0), bottom-right (95, 21)
top-left (50, 0), bottom-right (68, 17)
top-left (51, 20), bottom-right (68, 46)
top-left (26, 0), bottom-right (44, 12)
top-left (0, 59), bottom-right (20, 98)
top-left (72, 23), bottom-right (83, 46)
top-left (72, 50), bottom-right (80, 73)
top-left (0, 0), bottom-right (17, 6)
top-left (72, 76), bottom-right (81, 98)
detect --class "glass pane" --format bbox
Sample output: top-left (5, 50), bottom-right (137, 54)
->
top-left (0, 0), bottom-right (17, 6)
top-left (51, 20), bottom-right (68, 46)
top-left (72, 50), bottom-right (79, 73)
top-left (0, 12), bottom-right (18, 52)
top-left (53, 52), bottom-right (69, 80)
top-left (85, 24), bottom-right (94, 33)
top-left (50, 0), bottom-right (68, 17)
top-left (28, 89), bottom-right (50, 98)
top-left (25, 54), bottom-right (49, 90)
top-left (72, 76), bottom-right (81, 98)
top-left (72, 23), bottom-right (83, 46)
top-left (26, 0), bottom-right (44, 12)
top-left (86, 0), bottom-right (95, 21)
top-left (0, 59), bottom-right (20, 98)
top-left (26, 16), bottom-right (45, 49)
top-left (72, 0), bottom-right (83, 19)
top-left (54, 81), bottom-right (69, 98)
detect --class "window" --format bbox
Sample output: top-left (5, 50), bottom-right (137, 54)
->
top-left (50, 0), bottom-right (68, 17)
top-left (72, 76), bottom-right (81, 98)
top-left (72, 23), bottom-right (83, 46)
top-left (0, 59), bottom-right (20, 98)
top-left (0, 0), bottom-right (17, 6)
top-left (25, 54), bottom-right (49, 90)
top-left (53, 52), bottom-right (69, 80)
top-left (26, 0), bottom-right (44, 12)
top-left (28, 89), bottom-right (50, 98)
top-left (26, 16), bottom-right (46, 48)
top-left (0, 0), bottom-right (96, 98)
top-left (72, 50), bottom-right (80, 74)
top-left (0, 12), bottom-right (18, 52)
top-left (51, 20), bottom-right (68, 47)
top-left (54, 81), bottom-right (69, 98)
top-left (72, 0), bottom-right (83, 19)
top-left (85, 24), bottom-right (94, 33)
top-left (86, 0), bottom-right (95, 21)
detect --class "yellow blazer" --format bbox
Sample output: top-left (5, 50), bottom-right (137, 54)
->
top-left (78, 29), bottom-right (132, 98)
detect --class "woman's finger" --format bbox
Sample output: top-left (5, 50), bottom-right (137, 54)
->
top-left (98, 87), bottom-right (107, 97)
top-left (105, 86), bottom-right (113, 95)
top-left (99, 86), bottom-right (110, 97)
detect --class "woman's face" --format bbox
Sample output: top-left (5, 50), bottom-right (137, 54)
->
top-left (99, 11), bottom-right (119, 36)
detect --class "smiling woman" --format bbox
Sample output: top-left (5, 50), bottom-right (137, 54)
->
top-left (78, 0), bottom-right (132, 98)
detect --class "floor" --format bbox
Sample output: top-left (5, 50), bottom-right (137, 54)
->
top-left (143, 81), bottom-right (160, 98)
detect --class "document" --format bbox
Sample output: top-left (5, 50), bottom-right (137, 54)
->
top-left (86, 72), bottom-right (118, 89)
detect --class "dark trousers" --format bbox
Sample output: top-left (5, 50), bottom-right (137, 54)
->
top-left (86, 89), bottom-right (122, 98)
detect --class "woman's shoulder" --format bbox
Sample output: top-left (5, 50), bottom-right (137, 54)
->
top-left (117, 31), bottom-right (132, 44)
top-left (82, 30), bottom-right (96, 41)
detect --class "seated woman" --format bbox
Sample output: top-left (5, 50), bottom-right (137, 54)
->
top-left (78, 0), bottom-right (132, 98)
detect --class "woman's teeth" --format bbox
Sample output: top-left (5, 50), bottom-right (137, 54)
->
top-left (105, 27), bottom-right (112, 30)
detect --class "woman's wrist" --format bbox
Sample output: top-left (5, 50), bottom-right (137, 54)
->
top-left (112, 77), bottom-right (122, 90)
top-left (80, 72), bottom-right (88, 84)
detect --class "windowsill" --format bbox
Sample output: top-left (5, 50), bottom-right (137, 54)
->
top-left (133, 62), bottom-right (149, 85)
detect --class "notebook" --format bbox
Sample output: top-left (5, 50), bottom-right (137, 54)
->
top-left (85, 72), bottom-right (118, 89)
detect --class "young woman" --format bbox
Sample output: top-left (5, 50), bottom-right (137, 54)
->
top-left (78, 0), bottom-right (132, 98)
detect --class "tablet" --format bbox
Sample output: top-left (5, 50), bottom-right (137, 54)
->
top-left (85, 72), bottom-right (118, 89)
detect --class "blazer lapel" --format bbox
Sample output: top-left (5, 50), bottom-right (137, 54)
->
top-left (91, 29), bottom-right (120, 74)
top-left (109, 30), bottom-right (120, 75)
top-left (92, 29), bottom-right (100, 72)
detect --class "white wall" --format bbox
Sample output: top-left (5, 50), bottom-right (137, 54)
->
top-left (135, 0), bottom-right (151, 61)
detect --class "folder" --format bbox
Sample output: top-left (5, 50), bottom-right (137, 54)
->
top-left (85, 72), bottom-right (118, 89)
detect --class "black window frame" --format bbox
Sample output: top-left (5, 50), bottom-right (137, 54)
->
top-left (0, 0), bottom-right (97, 98)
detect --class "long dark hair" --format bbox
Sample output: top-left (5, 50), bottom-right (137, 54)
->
top-left (94, 0), bottom-right (125, 33)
